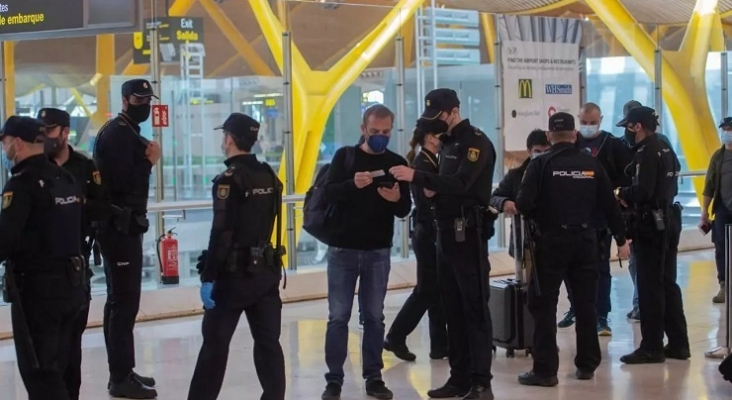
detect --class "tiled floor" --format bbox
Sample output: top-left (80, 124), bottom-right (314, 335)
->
top-left (1, 250), bottom-right (732, 399)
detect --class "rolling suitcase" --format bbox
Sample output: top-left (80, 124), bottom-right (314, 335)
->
top-left (489, 214), bottom-right (534, 357)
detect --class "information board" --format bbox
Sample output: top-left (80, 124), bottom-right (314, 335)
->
top-left (0, 0), bottom-right (85, 35)
top-left (133, 17), bottom-right (204, 64)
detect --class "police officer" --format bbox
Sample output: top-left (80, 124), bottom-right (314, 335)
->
top-left (94, 79), bottom-right (160, 398)
top-left (383, 118), bottom-right (449, 362)
top-left (614, 106), bottom-right (690, 364)
top-left (187, 113), bottom-right (285, 400)
top-left (515, 112), bottom-right (629, 387)
top-left (38, 108), bottom-right (111, 400)
top-left (391, 88), bottom-right (496, 400)
top-left (0, 116), bottom-right (86, 399)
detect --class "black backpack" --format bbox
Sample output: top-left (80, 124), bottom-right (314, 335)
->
top-left (302, 146), bottom-right (356, 245)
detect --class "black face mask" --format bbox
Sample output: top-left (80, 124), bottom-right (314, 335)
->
top-left (125, 103), bottom-right (151, 124)
top-left (43, 136), bottom-right (63, 156)
top-left (623, 128), bottom-right (636, 146)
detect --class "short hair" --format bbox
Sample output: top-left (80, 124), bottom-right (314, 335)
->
top-left (526, 129), bottom-right (549, 149)
top-left (230, 136), bottom-right (254, 153)
top-left (549, 130), bottom-right (574, 141)
top-left (581, 102), bottom-right (601, 114)
top-left (362, 104), bottom-right (394, 126)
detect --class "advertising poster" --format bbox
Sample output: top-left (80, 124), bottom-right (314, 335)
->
top-left (497, 15), bottom-right (583, 151)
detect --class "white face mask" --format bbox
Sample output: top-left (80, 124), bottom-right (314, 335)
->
top-left (722, 130), bottom-right (732, 145)
top-left (579, 125), bottom-right (599, 138)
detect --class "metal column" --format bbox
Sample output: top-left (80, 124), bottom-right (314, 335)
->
top-left (282, 2), bottom-right (297, 271)
top-left (705, 224), bottom-right (732, 359)
top-left (722, 51), bottom-right (729, 118)
top-left (150, 0), bottom-right (165, 283)
top-left (493, 21), bottom-right (506, 249)
top-left (429, 0), bottom-right (438, 90)
top-left (0, 43), bottom-right (7, 187)
top-left (396, 36), bottom-right (409, 259)
top-left (579, 46), bottom-right (587, 106)
top-left (654, 45), bottom-right (663, 127)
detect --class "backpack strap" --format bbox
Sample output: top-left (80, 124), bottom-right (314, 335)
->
top-left (344, 146), bottom-right (356, 173)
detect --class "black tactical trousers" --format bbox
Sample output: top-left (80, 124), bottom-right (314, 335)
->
top-left (99, 229), bottom-right (144, 382)
top-left (64, 299), bottom-right (90, 400)
top-left (528, 229), bottom-right (601, 377)
top-left (188, 283), bottom-right (286, 400)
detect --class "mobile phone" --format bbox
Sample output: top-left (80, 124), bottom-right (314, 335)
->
top-left (699, 221), bottom-right (712, 235)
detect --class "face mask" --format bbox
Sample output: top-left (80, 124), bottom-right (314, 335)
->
top-left (125, 103), bottom-right (151, 123)
top-left (44, 136), bottom-right (63, 156)
top-left (722, 131), bottom-right (732, 145)
top-left (579, 125), bottom-right (599, 138)
top-left (367, 134), bottom-right (389, 153)
top-left (2, 140), bottom-right (17, 170)
top-left (624, 128), bottom-right (636, 146)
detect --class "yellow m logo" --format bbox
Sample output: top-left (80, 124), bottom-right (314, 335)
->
top-left (518, 79), bottom-right (533, 99)
top-left (133, 32), bottom-right (144, 50)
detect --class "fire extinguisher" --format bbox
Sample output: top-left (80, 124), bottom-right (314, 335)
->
top-left (157, 228), bottom-right (180, 285)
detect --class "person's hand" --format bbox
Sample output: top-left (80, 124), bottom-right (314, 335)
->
top-left (503, 200), bottom-right (518, 215)
top-left (146, 141), bottom-right (161, 164)
top-left (617, 240), bottom-right (631, 259)
top-left (200, 282), bottom-right (215, 310)
top-left (389, 166), bottom-right (415, 182)
top-left (354, 172), bottom-right (372, 189)
top-left (378, 183), bottom-right (401, 202)
top-left (196, 250), bottom-right (207, 276)
top-left (701, 211), bottom-right (710, 226)
top-left (424, 189), bottom-right (436, 198)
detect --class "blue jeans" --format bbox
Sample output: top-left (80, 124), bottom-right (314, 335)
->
top-left (628, 245), bottom-right (639, 308)
top-left (324, 247), bottom-right (391, 385)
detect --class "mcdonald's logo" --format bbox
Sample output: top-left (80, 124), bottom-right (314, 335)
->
top-left (518, 79), bottom-right (533, 99)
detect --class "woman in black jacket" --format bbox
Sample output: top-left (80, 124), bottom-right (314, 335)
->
top-left (383, 118), bottom-right (449, 361)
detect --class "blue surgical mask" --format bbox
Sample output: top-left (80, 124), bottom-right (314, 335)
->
top-left (579, 125), bottom-right (599, 138)
top-left (367, 134), bottom-right (390, 153)
top-left (722, 131), bottom-right (732, 145)
top-left (1, 151), bottom-right (12, 171)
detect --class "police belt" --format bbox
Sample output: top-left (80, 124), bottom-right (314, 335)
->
top-left (541, 223), bottom-right (594, 234)
top-left (434, 213), bottom-right (482, 231)
top-left (12, 257), bottom-right (86, 286)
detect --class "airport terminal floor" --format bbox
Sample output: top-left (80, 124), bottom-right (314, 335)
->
top-left (0, 250), bottom-right (730, 399)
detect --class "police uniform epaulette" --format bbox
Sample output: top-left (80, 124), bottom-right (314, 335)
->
top-left (474, 128), bottom-right (485, 136)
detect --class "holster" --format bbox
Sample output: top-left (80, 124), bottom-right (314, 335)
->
top-left (110, 205), bottom-right (132, 234)
top-left (596, 228), bottom-right (610, 261)
top-left (67, 257), bottom-right (85, 287)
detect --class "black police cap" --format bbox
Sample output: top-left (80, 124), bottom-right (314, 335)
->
top-left (0, 116), bottom-right (45, 143)
top-left (616, 100), bottom-right (643, 127)
top-left (720, 117), bottom-right (732, 128)
top-left (420, 88), bottom-right (460, 120)
top-left (548, 112), bottom-right (575, 132)
top-left (121, 79), bottom-right (159, 99)
top-left (37, 108), bottom-right (71, 128)
top-left (623, 106), bottom-right (659, 129)
top-left (214, 113), bottom-right (260, 142)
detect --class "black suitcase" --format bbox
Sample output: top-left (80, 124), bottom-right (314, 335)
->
top-left (489, 214), bottom-right (534, 357)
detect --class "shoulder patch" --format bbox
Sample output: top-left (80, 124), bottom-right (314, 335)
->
top-left (216, 184), bottom-right (231, 200)
top-left (474, 128), bottom-right (485, 136)
top-left (467, 147), bottom-right (480, 162)
top-left (223, 169), bottom-right (234, 177)
top-left (2, 191), bottom-right (12, 209)
top-left (92, 171), bottom-right (102, 185)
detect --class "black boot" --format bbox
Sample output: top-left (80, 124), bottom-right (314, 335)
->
top-left (620, 349), bottom-right (665, 364)
top-left (517, 371), bottom-right (559, 387)
top-left (427, 383), bottom-right (469, 398)
top-left (109, 372), bottom-right (158, 399)
top-left (462, 385), bottom-right (494, 400)
top-left (383, 339), bottom-right (416, 362)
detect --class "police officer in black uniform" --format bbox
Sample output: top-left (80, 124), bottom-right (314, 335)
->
top-left (94, 79), bottom-right (160, 398)
top-left (38, 108), bottom-right (111, 400)
top-left (187, 113), bottom-right (286, 400)
top-left (614, 106), bottom-right (690, 364)
top-left (515, 112), bottom-right (629, 387)
top-left (391, 88), bottom-right (496, 400)
top-left (383, 118), bottom-right (449, 362)
top-left (0, 116), bottom-right (86, 400)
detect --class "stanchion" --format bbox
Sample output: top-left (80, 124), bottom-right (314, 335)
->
top-left (705, 224), bottom-right (732, 359)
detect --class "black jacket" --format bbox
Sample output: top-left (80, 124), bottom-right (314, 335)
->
top-left (490, 157), bottom-right (530, 257)
top-left (576, 131), bottom-right (633, 188)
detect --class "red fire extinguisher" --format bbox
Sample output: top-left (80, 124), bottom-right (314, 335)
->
top-left (157, 228), bottom-right (180, 285)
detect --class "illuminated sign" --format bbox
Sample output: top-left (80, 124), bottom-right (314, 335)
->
top-left (518, 79), bottom-right (533, 99)
top-left (133, 17), bottom-right (204, 64)
top-left (545, 84), bottom-right (572, 95)
top-left (264, 98), bottom-right (277, 107)
top-left (0, 0), bottom-right (84, 35)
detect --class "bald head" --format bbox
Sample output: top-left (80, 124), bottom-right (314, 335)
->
top-left (578, 102), bottom-right (603, 138)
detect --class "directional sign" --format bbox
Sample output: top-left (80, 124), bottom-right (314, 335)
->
top-left (152, 105), bottom-right (169, 128)
top-left (133, 17), bottom-right (204, 64)
top-left (0, 0), bottom-right (84, 35)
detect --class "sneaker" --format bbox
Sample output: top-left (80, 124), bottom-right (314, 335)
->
top-left (597, 318), bottom-right (612, 336)
top-left (365, 380), bottom-right (393, 400)
top-left (321, 382), bottom-right (342, 400)
top-left (713, 282), bottom-right (726, 304)
top-left (557, 310), bottom-right (575, 329)
top-left (626, 307), bottom-right (640, 322)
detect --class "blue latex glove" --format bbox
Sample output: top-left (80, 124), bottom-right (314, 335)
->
top-left (200, 282), bottom-right (215, 310)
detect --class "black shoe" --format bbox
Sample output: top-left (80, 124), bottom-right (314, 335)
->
top-left (321, 382), bottom-right (342, 400)
top-left (575, 369), bottom-right (594, 380)
top-left (108, 372), bottom-right (156, 390)
top-left (461, 385), bottom-right (494, 400)
top-left (429, 349), bottom-right (449, 360)
top-left (427, 383), bottom-right (469, 398)
top-left (663, 345), bottom-right (691, 360)
top-left (365, 380), bottom-right (393, 400)
top-left (383, 339), bottom-right (416, 361)
top-left (517, 371), bottom-right (559, 387)
top-left (109, 373), bottom-right (158, 399)
top-left (620, 349), bottom-right (665, 364)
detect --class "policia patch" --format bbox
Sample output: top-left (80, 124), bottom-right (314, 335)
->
top-left (467, 147), bottom-right (480, 162)
top-left (1, 192), bottom-right (12, 209)
top-left (92, 171), bottom-right (102, 185)
top-left (217, 184), bottom-right (230, 199)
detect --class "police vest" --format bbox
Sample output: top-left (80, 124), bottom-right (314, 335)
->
top-left (540, 148), bottom-right (598, 227)
top-left (224, 163), bottom-right (279, 248)
top-left (46, 170), bottom-right (84, 258)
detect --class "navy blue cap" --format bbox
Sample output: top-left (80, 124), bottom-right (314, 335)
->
top-left (622, 106), bottom-right (659, 129)
top-left (0, 116), bottom-right (46, 143)
top-left (720, 117), bottom-right (732, 128)
top-left (548, 112), bottom-right (575, 132)
top-left (420, 88), bottom-right (460, 120)
top-left (616, 100), bottom-right (643, 127)
top-left (214, 113), bottom-right (260, 142)
top-left (37, 108), bottom-right (70, 128)
top-left (121, 79), bottom-right (158, 99)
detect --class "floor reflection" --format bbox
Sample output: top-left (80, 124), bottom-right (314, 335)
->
top-left (1, 250), bottom-right (731, 399)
